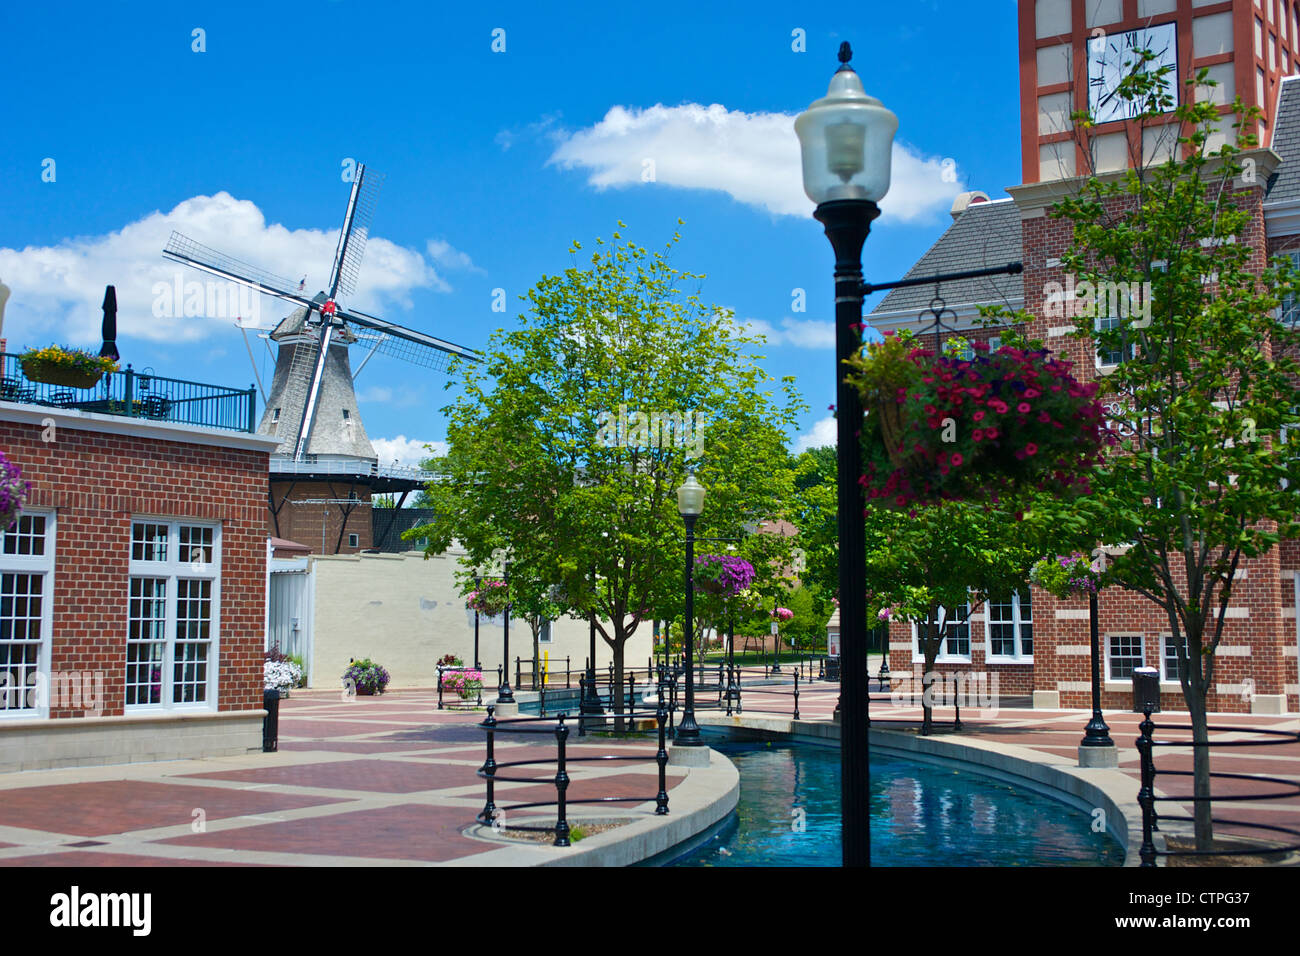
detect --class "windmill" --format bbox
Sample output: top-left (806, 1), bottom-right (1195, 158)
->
top-left (162, 164), bottom-right (481, 552)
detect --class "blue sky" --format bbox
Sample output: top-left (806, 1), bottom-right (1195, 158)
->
top-left (0, 0), bottom-right (1023, 466)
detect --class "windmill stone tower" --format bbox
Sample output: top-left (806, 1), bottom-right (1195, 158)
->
top-left (161, 163), bottom-right (481, 554)
top-left (259, 307), bottom-right (375, 462)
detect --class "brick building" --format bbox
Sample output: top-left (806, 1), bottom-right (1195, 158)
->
top-left (868, 0), bottom-right (1300, 715)
top-left (0, 358), bottom-right (279, 771)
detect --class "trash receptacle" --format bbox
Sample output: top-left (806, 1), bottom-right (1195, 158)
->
top-left (262, 688), bottom-right (280, 752)
top-left (1132, 666), bottom-right (1160, 714)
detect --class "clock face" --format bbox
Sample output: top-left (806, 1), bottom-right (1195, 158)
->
top-left (1087, 23), bottom-right (1178, 124)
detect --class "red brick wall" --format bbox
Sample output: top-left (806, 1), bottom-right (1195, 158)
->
top-left (268, 480), bottom-right (372, 555)
top-left (1, 418), bottom-right (269, 717)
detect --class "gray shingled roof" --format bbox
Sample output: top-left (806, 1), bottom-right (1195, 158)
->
top-left (1267, 77), bottom-right (1300, 202)
top-left (870, 200), bottom-right (1023, 317)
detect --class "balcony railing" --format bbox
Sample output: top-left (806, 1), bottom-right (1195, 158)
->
top-left (0, 353), bottom-right (257, 434)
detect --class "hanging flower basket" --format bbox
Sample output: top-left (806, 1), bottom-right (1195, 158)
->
top-left (20, 347), bottom-right (116, 389)
top-left (1, 452), bottom-right (29, 532)
top-left (466, 579), bottom-right (508, 617)
top-left (846, 332), bottom-right (1115, 511)
top-left (1029, 552), bottom-right (1102, 598)
top-left (693, 555), bottom-right (755, 598)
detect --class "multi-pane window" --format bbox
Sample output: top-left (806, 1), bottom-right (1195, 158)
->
top-left (1096, 312), bottom-right (1137, 367)
top-left (1279, 252), bottom-right (1300, 326)
top-left (916, 602), bottom-right (970, 659)
top-left (1108, 634), bottom-right (1145, 681)
top-left (127, 520), bottom-right (220, 710)
top-left (987, 590), bottom-right (1033, 660)
top-left (0, 513), bottom-right (53, 716)
top-left (1162, 635), bottom-right (1189, 682)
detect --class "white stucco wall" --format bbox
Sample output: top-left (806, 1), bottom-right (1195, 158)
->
top-left (308, 549), bottom-right (654, 689)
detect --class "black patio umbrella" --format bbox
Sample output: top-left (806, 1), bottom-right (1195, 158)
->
top-left (99, 285), bottom-right (119, 361)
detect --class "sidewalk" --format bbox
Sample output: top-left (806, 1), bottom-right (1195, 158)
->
top-left (0, 690), bottom-right (696, 866)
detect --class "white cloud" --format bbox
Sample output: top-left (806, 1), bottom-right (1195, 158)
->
top-left (372, 434), bottom-right (448, 468)
top-left (744, 316), bottom-right (835, 349)
top-left (548, 103), bottom-right (963, 222)
top-left (425, 239), bottom-right (483, 274)
top-left (0, 192), bottom-right (454, 347)
top-left (793, 415), bottom-right (837, 454)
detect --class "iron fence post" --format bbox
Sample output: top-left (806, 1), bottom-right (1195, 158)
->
top-left (437, 666), bottom-right (444, 711)
top-left (793, 670), bottom-right (800, 721)
top-left (553, 714), bottom-right (571, 847)
top-left (656, 697), bottom-right (669, 815)
top-left (1137, 707), bottom-right (1157, 867)
top-left (246, 385), bottom-right (257, 433)
top-left (481, 706), bottom-right (498, 826)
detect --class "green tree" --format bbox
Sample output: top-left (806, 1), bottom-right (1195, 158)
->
top-left (1049, 64), bottom-right (1300, 848)
top-left (863, 498), bottom-right (1084, 734)
top-left (407, 223), bottom-right (804, 724)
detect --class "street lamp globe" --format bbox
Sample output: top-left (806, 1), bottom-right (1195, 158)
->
top-left (676, 473), bottom-right (706, 517)
top-left (794, 43), bottom-right (898, 205)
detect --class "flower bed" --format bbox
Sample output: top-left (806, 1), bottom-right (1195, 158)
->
top-left (847, 332), bottom-right (1114, 510)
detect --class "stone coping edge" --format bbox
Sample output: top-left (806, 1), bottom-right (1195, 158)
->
top-left (698, 714), bottom-right (1145, 868)
top-left (0, 708), bottom-right (267, 734)
top-left (444, 746), bottom-right (740, 867)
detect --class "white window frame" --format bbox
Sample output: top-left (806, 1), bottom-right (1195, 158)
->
top-left (126, 518), bottom-right (221, 714)
top-left (1095, 311), bottom-right (1138, 370)
top-left (985, 590), bottom-right (1034, 662)
top-left (911, 600), bottom-right (971, 664)
top-left (539, 620), bottom-right (553, 645)
top-left (1106, 632), bottom-right (1146, 682)
top-left (1160, 633), bottom-right (1189, 684)
top-left (0, 511), bottom-right (55, 720)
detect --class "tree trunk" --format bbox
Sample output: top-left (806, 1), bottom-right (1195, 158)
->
top-left (1187, 685), bottom-right (1214, 850)
top-left (611, 636), bottom-right (626, 734)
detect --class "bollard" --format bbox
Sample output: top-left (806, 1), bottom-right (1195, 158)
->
top-left (1137, 707), bottom-right (1157, 867)
top-left (481, 706), bottom-right (498, 825)
top-left (553, 714), bottom-right (571, 847)
top-left (262, 687), bottom-right (280, 752)
top-left (793, 670), bottom-right (800, 721)
top-left (655, 698), bottom-right (670, 815)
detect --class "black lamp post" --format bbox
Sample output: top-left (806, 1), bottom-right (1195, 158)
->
top-left (769, 596), bottom-right (782, 674)
top-left (796, 41), bottom-right (898, 868)
top-left (675, 472), bottom-right (706, 747)
top-left (496, 559), bottom-right (514, 707)
top-left (472, 572), bottom-right (482, 671)
top-left (582, 564), bottom-right (604, 716)
top-left (1081, 551), bottom-right (1115, 754)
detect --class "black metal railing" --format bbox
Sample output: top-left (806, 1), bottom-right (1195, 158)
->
top-left (1136, 707), bottom-right (1300, 866)
top-left (0, 353), bottom-right (257, 433)
top-left (436, 664), bottom-right (485, 710)
top-left (476, 701), bottom-right (670, 847)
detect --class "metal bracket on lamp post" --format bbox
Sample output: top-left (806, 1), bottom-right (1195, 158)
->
top-left (863, 262), bottom-right (1023, 354)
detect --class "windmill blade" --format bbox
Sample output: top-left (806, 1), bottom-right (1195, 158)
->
top-left (340, 307), bottom-right (483, 372)
top-left (163, 231), bottom-right (317, 312)
top-left (328, 165), bottom-right (384, 300)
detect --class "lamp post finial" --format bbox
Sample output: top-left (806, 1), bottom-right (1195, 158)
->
top-left (837, 41), bottom-right (853, 68)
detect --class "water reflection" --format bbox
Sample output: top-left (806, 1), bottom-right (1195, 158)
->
top-left (668, 742), bottom-right (1123, 867)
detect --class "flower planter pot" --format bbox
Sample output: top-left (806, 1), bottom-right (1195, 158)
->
top-left (874, 399), bottom-right (912, 468)
top-left (20, 358), bottom-right (103, 389)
